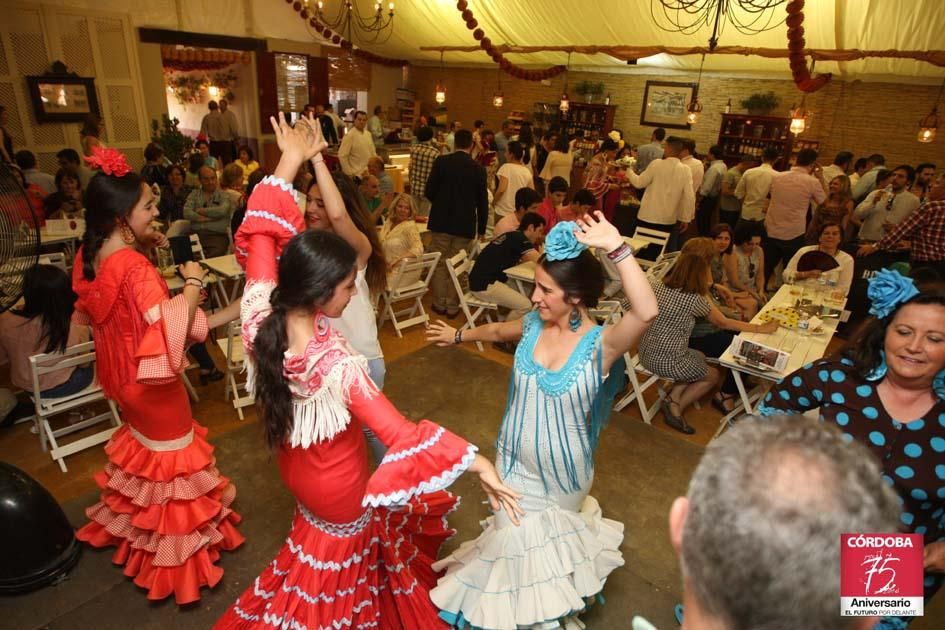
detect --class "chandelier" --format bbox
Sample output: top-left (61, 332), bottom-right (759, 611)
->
top-left (917, 75), bottom-right (944, 143)
top-left (309, 1), bottom-right (396, 45)
top-left (651, 0), bottom-right (788, 50)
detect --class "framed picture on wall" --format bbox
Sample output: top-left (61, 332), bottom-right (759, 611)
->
top-left (25, 76), bottom-right (101, 123)
top-left (640, 81), bottom-right (697, 130)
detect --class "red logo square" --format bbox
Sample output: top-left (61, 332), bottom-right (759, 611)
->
top-left (840, 533), bottom-right (924, 617)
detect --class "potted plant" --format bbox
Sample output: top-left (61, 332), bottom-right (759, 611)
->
top-left (151, 115), bottom-right (194, 165)
top-left (575, 81), bottom-right (606, 103)
top-left (740, 91), bottom-right (780, 115)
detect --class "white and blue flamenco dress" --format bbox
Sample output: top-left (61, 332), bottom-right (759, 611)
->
top-left (431, 310), bottom-right (627, 629)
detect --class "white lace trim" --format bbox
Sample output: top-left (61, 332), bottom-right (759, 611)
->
top-left (287, 535), bottom-right (380, 571)
top-left (245, 209), bottom-right (300, 236)
top-left (288, 356), bottom-right (374, 448)
top-left (379, 426), bottom-right (445, 465)
top-left (361, 444), bottom-right (478, 508)
top-left (261, 175), bottom-right (293, 193)
top-left (129, 426), bottom-right (194, 452)
top-left (298, 504), bottom-right (373, 538)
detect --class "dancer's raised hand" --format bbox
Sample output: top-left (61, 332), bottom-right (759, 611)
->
top-left (269, 112), bottom-right (320, 163)
top-left (301, 113), bottom-right (329, 158)
top-left (469, 454), bottom-right (525, 526)
top-left (574, 210), bottom-right (624, 254)
top-left (426, 320), bottom-right (457, 347)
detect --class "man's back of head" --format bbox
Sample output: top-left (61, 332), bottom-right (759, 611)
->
top-left (796, 148), bottom-right (818, 167)
top-left (653, 127), bottom-right (666, 142)
top-left (868, 153), bottom-right (886, 167)
top-left (664, 136), bottom-right (684, 157)
top-left (208, 100), bottom-right (219, 112)
top-left (834, 151), bottom-right (854, 168)
top-left (454, 129), bottom-right (474, 151)
top-left (673, 416), bottom-right (899, 630)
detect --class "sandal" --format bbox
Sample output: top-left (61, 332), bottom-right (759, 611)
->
top-left (711, 392), bottom-right (737, 415)
top-left (661, 396), bottom-right (695, 435)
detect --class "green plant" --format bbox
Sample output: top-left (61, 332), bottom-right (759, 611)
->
top-left (574, 80), bottom-right (606, 96)
top-left (740, 91), bottom-right (780, 113)
top-left (166, 73), bottom-right (207, 105)
top-left (151, 115), bottom-right (194, 165)
top-left (210, 70), bottom-right (238, 102)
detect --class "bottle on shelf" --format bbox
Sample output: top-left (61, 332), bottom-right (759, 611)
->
top-left (604, 94), bottom-right (611, 105)
top-left (725, 98), bottom-right (732, 114)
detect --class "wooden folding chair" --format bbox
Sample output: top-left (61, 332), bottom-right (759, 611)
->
top-left (215, 320), bottom-right (253, 420)
top-left (445, 249), bottom-right (498, 351)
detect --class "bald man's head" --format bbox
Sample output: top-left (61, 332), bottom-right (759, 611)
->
top-left (198, 166), bottom-right (218, 192)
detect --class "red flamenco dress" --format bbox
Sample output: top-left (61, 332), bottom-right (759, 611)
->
top-left (214, 176), bottom-right (478, 629)
top-left (72, 246), bottom-right (244, 604)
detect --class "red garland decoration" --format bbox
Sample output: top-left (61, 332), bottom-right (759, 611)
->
top-left (288, 0), bottom-right (407, 67)
top-left (785, 0), bottom-right (831, 92)
top-left (454, 3), bottom-right (565, 81)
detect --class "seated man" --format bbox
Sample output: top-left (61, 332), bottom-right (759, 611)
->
top-left (643, 416), bottom-right (899, 630)
top-left (360, 173), bottom-right (391, 225)
top-left (468, 212), bottom-right (545, 327)
top-left (368, 156), bottom-right (394, 195)
top-left (494, 187), bottom-right (542, 238)
top-left (535, 176), bottom-right (570, 231)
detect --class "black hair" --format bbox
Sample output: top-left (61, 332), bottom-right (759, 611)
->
top-left (916, 162), bottom-right (936, 173)
top-left (15, 264), bottom-right (77, 354)
top-left (195, 139), bottom-right (209, 149)
top-left (709, 144), bottom-right (724, 159)
top-left (573, 188), bottom-right (596, 207)
top-left (188, 152), bottom-right (205, 174)
top-left (682, 138), bottom-right (696, 154)
top-left (875, 169), bottom-right (893, 187)
top-left (355, 110), bottom-right (367, 118)
top-left (373, 105), bottom-right (383, 115)
top-left (548, 176), bottom-right (569, 194)
top-left (246, 169), bottom-right (267, 199)
top-left (518, 212), bottom-right (546, 233)
top-left (81, 171), bottom-right (145, 280)
top-left (307, 172), bottom-right (387, 298)
top-left (816, 221), bottom-right (843, 239)
top-left (454, 129), bottom-right (473, 150)
top-left (253, 230), bottom-right (357, 449)
top-left (80, 114), bottom-right (101, 138)
top-left (733, 220), bottom-right (763, 245)
top-left (552, 133), bottom-right (570, 153)
top-left (14, 150), bottom-right (36, 170)
top-left (238, 145), bottom-right (254, 160)
top-left (854, 157), bottom-right (869, 171)
top-left (515, 187), bottom-right (542, 211)
top-left (653, 127), bottom-right (666, 141)
top-left (518, 123), bottom-right (534, 147)
top-left (167, 164), bottom-right (186, 181)
top-left (833, 151), bottom-right (854, 167)
top-left (144, 142), bottom-right (164, 163)
top-left (538, 250), bottom-right (604, 309)
top-left (796, 148), bottom-right (818, 166)
top-left (868, 154), bottom-right (886, 166)
top-left (762, 147), bottom-right (781, 162)
top-left (844, 280), bottom-right (945, 382)
top-left (473, 119), bottom-right (484, 129)
top-left (710, 223), bottom-right (734, 255)
top-left (416, 126), bottom-right (434, 142)
top-left (507, 140), bottom-right (525, 161)
top-left (56, 148), bottom-right (80, 165)
top-left (600, 138), bottom-right (618, 152)
top-left (208, 101), bottom-right (219, 111)
top-left (893, 164), bottom-right (916, 185)
top-left (55, 167), bottom-right (80, 192)
top-left (665, 136), bottom-right (684, 152)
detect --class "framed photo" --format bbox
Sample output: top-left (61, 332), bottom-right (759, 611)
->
top-left (25, 76), bottom-right (100, 123)
top-left (640, 80), bottom-right (697, 130)
top-left (731, 337), bottom-right (790, 373)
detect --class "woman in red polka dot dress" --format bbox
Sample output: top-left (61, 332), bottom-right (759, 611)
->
top-left (71, 147), bottom-right (244, 604)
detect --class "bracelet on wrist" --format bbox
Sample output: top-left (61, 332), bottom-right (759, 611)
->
top-left (185, 276), bottom-right (204, 283)
top-left (454, 329), bottom-right (463, 345)
top-left (607, 243), bottom-right (633, 264)
top-left (184, 279), bottom-right (204, 289)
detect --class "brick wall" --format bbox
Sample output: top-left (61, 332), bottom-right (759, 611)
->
top-left (407, 66), bottom-right (943, 169)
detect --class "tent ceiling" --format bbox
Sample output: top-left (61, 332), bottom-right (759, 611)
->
top-left (270, 0), bottom-right (945, 82)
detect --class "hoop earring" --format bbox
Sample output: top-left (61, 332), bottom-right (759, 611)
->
top-left (864, 350), bottom-right (888, 382)
top-left (569, 306), bottom-right (582, 332)
top-left (119, 221), bottom-right (136, 245)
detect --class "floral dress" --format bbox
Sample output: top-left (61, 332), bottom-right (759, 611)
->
top-left (759, 356), bottom-right (945, 629)
top-left (214, 176), bottom-right (479, 630)
top-left (431, 310), bottom-right (626, 630)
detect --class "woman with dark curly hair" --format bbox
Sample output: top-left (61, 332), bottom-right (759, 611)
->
top-left (759, 269), bottom-right (945, 629)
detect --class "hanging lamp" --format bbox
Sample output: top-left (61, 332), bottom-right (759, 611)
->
top-left (559, 52), bottom-right (572, 113)
top-left (917, 75), bottom-right (945, 143)
top-left (686, 54), bottom-right (705, 124)
top-left (789, 95), bottom-right (811, 135)
top-left (434, 52), bottom-right (446, 104)
top-left (492, 68), bottom-right (503, 108)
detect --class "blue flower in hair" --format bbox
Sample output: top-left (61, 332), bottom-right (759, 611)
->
top-left (867, 269), bottom-right (919, 319)
top-left (544, 221), bottom-right (587, 261)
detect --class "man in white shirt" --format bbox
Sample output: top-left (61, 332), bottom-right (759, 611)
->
top-left (821, 151), bottom-right (852, 185)
top-left (763, 148), bottom-right (827, 283)
top-left (325, 104), bottom-right (344, 142)
top-left (444, 121), bottom-right (461, 153)
top-left (852, 153), bottom-right (886, 203)
top-left (696, 145), bottom-right (727, 236)
top-left (680, 138), bottom-right (704, 199)
top-left (338, 110), bottom-right (377, 179)
top-left (734, 147), bottom-right (779, 226)
top-left (635, 127), bottom-right (665, 175)
top-left (14, 150), bottom-right (54, 195)
top-left (626, 136), bottom-right (694, 254)
top-left (852, 164), bottom-right (920, 242)
top-left (367, 105), bottom-right (385, 149)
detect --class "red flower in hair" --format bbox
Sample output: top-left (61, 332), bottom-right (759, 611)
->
top-left (84, 146), bottom-right (132, 177)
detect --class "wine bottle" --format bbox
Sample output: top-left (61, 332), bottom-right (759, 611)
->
top-left (725, 98), bottom-right (732, 114)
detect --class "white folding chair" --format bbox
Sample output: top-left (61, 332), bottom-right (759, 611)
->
top-left (38, 252), bottom-right (67, 271)
top-left (215, 320), bottom-right (253, 420)
top-left (631, 226), bottom-right (671, 269)
top-left (615, 351), bottom-right (667, 425)
top-left (377, 252), bottom-right (440, 336)
top-left (28, 341), bottom-right (122, 473)
top-left (446, 249), bottom-right (498, 352)
top-left (645, 251), bottom-right (679, 281)
top-left (588, 300), bottom-right (622, 326)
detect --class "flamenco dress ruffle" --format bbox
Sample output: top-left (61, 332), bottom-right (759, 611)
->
top-left (215, 420), bottom-right (478, 630)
